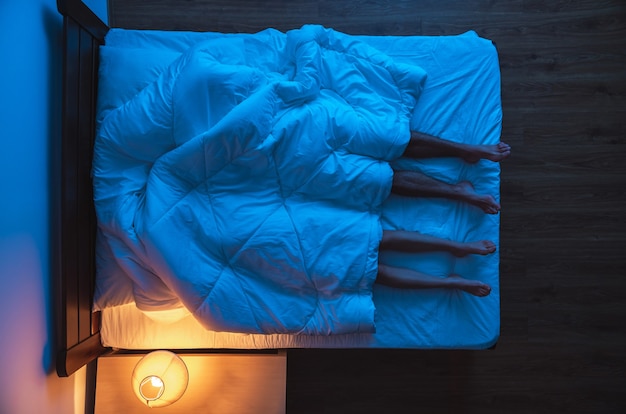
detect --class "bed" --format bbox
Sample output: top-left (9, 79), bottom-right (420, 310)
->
top-left (56, 0), bottom-right (502, 377)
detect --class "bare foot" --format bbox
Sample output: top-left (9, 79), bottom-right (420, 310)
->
top-left (464, 142), bottom-right (511, 163)
top-left (451, 240), bottom-right (497, 257)
top-left (455, 181), bottom-right (500, 214)
top-left (446, 274), bottom-right (492, 297)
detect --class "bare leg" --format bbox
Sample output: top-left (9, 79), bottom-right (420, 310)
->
top-left (392, 171), bottom-right (500, 214)
top-left (380, 230), bottom-right (496, 257)
top-left (377, 264), bottom-right (491, 297)
top-left (404, 131), bottom-right (511, 163)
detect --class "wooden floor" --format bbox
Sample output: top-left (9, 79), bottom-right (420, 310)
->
top-left (109, 1), bottom-right (626, 412)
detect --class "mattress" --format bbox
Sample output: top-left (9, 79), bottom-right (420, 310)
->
top-left (96, 28), bottom-right (501, 349)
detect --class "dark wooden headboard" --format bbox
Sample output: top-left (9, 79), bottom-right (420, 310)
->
top-left (56, 0), bottom-right (111, 377)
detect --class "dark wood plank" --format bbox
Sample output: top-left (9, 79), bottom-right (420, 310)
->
top-left (62, 15), bottom-right (81, 351)
top-left (78, 27), bottom-right (95, 342)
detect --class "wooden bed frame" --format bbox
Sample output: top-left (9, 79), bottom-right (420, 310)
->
top-left (56, 0), bottom-right (110, 377)
top-left (55, 0), bottom-right (500, 379)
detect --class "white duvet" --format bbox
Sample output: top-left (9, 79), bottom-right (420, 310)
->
top-left (93, 25), bottom-right (427, 334)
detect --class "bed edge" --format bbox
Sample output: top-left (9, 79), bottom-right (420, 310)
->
top-left (56, 0), bottom-right (110, 377)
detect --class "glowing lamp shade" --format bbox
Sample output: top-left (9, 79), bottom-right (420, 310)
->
top-left (131, 351), bottom-right (189, 408)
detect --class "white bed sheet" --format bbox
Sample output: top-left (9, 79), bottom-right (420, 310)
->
top-left (97, 28), bottom-right (501, 349)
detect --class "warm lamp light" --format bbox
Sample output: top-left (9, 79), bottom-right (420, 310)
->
top-left (131, 350), bottom-right (189, 408)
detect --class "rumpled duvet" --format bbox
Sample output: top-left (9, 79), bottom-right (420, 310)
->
top-left (93, 25), bottom-right (427, 334)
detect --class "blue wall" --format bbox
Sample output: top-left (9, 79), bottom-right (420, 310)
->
top-left (0, 1), bottom-right (106, 413)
